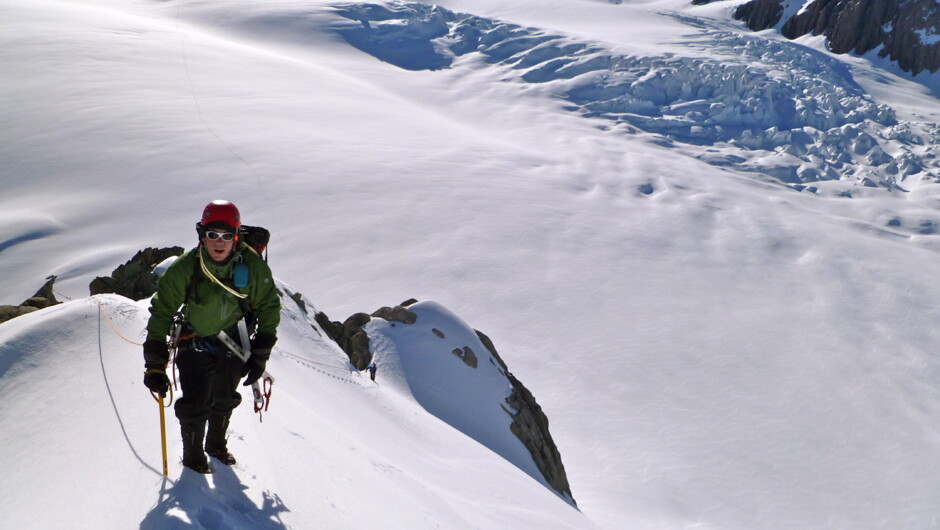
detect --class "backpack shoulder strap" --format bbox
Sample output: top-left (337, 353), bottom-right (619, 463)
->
top-left (182, 247), bottom-right (206, 306)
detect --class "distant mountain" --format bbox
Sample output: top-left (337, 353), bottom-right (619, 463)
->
top-left (729, 0), bottom-right (940, 75)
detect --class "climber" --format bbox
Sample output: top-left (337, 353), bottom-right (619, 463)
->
top-left (142, 200), bottom-right (281, 473)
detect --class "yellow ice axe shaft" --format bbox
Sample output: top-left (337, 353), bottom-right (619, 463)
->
top-left (158, 395), bottom-right (168, 476)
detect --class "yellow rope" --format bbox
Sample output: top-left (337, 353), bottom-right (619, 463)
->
top-left (93, 297), bottom-right (144, 346)
top-left (199, 248), bottom-right (248, 299)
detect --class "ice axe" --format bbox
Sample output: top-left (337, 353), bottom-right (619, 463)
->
top-left (158, 394), bottom-right (168, 477)
top-left (149, 380), bottom-right (172, 477)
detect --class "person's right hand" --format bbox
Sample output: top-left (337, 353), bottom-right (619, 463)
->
top-left (143, 367), bottom-right (170, 396)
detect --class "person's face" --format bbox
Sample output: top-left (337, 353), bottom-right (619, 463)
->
top-left (203, 229), bottom-right (236, 262)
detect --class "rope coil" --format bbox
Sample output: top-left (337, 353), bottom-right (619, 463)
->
top-left (93, 297), bottom-right (144, 346)
top-left (199, 249), bottom-right (248, 299)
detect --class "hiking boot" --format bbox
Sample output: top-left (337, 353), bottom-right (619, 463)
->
top-left (207, 449), bottom-right (237, 466)
top-left (181, 421), bottom-right (210, 473)
top-left (183, 460), bottom-right (213, 474)
top-left (205, 414), bottom-right (235, 465)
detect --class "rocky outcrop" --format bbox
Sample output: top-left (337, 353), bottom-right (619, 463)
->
top-left (733, 0), bottom-right (784, 31)
top-left (315, 311), bottom-right (374, 369)
top-left (320, 298), bottom-right (575, 504)
top-left (477, 329), bottom-right (575, 504)
top-left (316, 298), bottom-right (421, 370)
top-left (4, 246), bottom-right (185, 325)
top-left (0, 276), bottom-right (61, 325)
top-left (734, 0), bottom-right (940, 75)
top-left (371, 302), bottom-right (418, 324)
top-left (451, 346), bottom-right (479, 368)
top-left (89, 247), bottom-right (184, 300)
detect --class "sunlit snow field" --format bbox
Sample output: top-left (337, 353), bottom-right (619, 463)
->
top-left (2, 0), bottom-right (940, 528)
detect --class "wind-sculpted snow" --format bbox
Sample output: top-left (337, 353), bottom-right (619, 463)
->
top-left (333, 2), bottom-right (940, 193)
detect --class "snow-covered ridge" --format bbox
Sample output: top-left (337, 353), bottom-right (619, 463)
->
top-left (365, 300), bottom-right (576, 506)
top-left (0, 288), bottom-right (588, 528)
top-left (332, 2), bottom-right (940, 193)
top-left (81, 249), bottom-right (577, 505)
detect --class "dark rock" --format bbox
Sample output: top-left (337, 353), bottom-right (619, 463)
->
top-left (289, 291), bottom-right (307, 314)
top-left (879, 0), bottom-right (940, 75)
top-left (344, 312), bottom-right (373, 330)
top-left (341, 313), bottom-right (375, 369)
top-left (476, 329), bottom-right (576, 504)
top-left (31, 276), bottom-right (59, 306)
top-left (476, 330), bottom-right (506, 373)
top-left (282, 288), bottom-right (327, 337)
top-left (315, 311), bottom-right (374, 370)
top-left (89, 247), bottom-right (184, 300)
top-left (734, 0), bottom-right (784, 31)
top-left (0, 276), bottom-right (62, 325)
top-left (734, 0), bottom-right (940, 75)
top-left (451, 346), bottom-right (479, 368)
top-left (22, 297), bottom-right (53, 309)
top-left (348, 331), bottom-right (372, 370)
top-left (781, 0), bottom-right (896, 54)
top-left (432, 328), bottom-right (446, 338)
top-left (372, 305), bottom-right (418, 324)
top-left (314, 311), bottom-right (342, 343)
top-left (0, 305), bottom-right (39, 324)
top-left (326, 304), bottom-right (419, 368)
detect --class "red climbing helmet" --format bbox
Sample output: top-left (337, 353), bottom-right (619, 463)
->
top-left (199, 200), bottom-right (241, 231)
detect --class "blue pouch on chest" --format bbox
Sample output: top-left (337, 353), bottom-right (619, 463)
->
top-left (233, 263), bottom-right (249, 288)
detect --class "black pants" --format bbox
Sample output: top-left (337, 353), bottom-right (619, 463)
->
top-left (174, 338), bottom-right (246, 426)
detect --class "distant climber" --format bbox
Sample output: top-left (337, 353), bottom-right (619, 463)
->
top-left (142, 200), bottom-right (281, 474)
top-left (368, 362), bottom-right (378, 382)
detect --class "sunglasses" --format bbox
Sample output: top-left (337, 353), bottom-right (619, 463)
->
top-left (204, 230), bottom-right (236, 241)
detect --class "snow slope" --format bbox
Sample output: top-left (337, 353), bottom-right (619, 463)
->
top-left (0, 292), bottom-right (588, 528)
top-left (4, 0), bottom-right (940, 527)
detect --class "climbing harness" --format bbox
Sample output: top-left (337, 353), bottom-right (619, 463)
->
top-left (91, 292), bottom-right (349, 432)
top-left (216, 319), bottom-right (275, 423)
top-left (167, 312), bottom-right (193, 392)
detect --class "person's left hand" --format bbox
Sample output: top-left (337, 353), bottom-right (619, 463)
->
top-left (241, 334), bottom-right (275, 386)
top-left (242, 356), bottom-right (267, 386)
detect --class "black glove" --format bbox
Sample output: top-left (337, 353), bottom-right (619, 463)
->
top-left (143, 339), bottom-right (169, 367)
top-left (241, 334), bottom-right (276, 386)
top-left (143, 366), bottom-right (170, 396)
top-left (241, 356), bottom-right (267, 386)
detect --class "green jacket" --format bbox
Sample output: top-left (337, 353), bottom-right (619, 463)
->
top-left (146, 244), bottom-right (281, 347)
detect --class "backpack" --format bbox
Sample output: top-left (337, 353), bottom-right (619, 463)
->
top-left (239, 225), bottom-right (270, 261)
